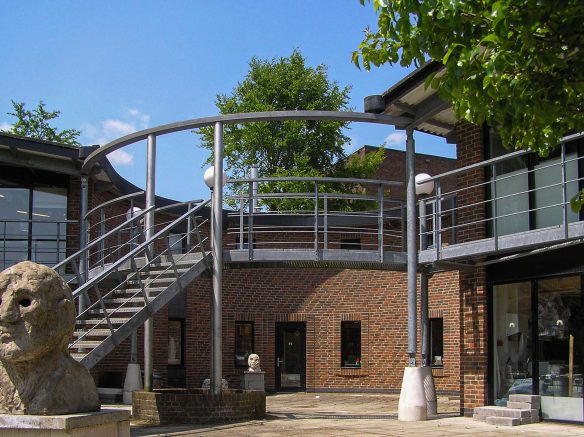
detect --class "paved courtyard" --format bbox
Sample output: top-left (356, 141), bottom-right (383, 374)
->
top-left (130, 392), bottom-right (584, 436)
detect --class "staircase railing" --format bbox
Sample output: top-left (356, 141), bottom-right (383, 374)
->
top-left (69, 199), bottom-right (210, 366)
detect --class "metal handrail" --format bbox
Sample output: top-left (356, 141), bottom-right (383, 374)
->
top-left (72, 199), bottom-right (210, 298)
top-left (84, 191), bottom-right (145, 221)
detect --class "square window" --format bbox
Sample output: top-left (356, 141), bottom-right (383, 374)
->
top-left (168, 319), bottom-right (183, 365)
top-left (341, 321), bottom-right (361, 367)
top-left (235, 321), bottom-right (254, 368)
top-left (430, 318), bottom-right (444, 367)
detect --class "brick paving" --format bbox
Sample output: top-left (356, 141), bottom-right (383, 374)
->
top-left (130, 393), bottom-right (584, 436)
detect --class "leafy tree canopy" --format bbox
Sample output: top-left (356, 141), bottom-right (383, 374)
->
top-left (199, 49), bottom-right (386, 210)
top-left (2, 100), bottom-right (81, 146)
top-left (354, 0), bottom-right (584, 208)
top-left (354, 0), bottom-right (583, 153)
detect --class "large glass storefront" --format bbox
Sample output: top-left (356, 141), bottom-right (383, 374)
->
top-left (493, 276), bottom-right (584, 422)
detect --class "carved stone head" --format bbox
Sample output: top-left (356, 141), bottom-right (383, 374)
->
top-left (247, 353), bottom-right (261, 372)
top-left (0, 261), bottom-right (75, 363)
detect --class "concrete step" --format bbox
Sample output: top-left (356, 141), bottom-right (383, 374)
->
top-left (506, 401), bottom-right (532, 410)
top-left (509, 394), bottom-right (541, 409)
top-left (486, 416), bottom-right (520, 426)
top-left (474, 406), bottom-right (531, 418)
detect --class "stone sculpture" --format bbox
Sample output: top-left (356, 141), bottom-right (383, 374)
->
top-left (0, 261), bottom-right (100, 415)
top-left (202, 378), bottom-right (229, 389)
top-left (247, 353), bottom-right (261, 372)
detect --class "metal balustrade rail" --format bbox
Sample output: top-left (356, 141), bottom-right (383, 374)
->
top-left (67, 199), bottom-right (211, 368)
top-left (225, 176), bottom-right (406, 265)
top-left (418, 136), bottom-right (584, 264)
top-left (0, 218), bottom-right (76, 271)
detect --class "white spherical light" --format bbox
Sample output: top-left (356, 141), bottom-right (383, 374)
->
top-left (203, 166), bottom-right (227, 188)
top-left (126, 206), bottom-right (142, 221)
top-left (415, 173), bottom-right (434, 196)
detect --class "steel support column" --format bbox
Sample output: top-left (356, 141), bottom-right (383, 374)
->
top-left (406, 128), bottom-right (417, 366)
top-left (211, 122), bottom-right (224, 395)
top-left (420, 270), bottom-right (429, 366)
top-left (79, 176), bottom-right (90, 310)
top-left (144, 134), bottom-right (156, 391)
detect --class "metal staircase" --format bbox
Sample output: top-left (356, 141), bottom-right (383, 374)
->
top-left (54, 200), bottom-right (211, 369)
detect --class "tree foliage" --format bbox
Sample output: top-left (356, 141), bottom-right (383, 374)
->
top-left (2, 100), bottom-right (81, 146)
top-left (354, 0), bottom-right (584, 154)
top-left (199, 49), bottom-right (386, 210)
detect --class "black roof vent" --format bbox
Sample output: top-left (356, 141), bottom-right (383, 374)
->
top-left (364, 95), bottom-right (385, 114)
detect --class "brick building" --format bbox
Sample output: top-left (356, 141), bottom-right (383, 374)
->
top-left (1, 61), bottom-right (583, 423)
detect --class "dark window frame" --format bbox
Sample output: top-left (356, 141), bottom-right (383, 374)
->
top-left (429, 317), bottom-right (444, 368)
top-left (234, 321), bottom-right (255, 368)
top-left (167, 318), bottom-right (184, 366)
top-left (341, 320), bottom-right (362, 368)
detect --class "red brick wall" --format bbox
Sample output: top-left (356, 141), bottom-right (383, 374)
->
top-left (181, 268), bottom-right (460, 394)
top-left (455, 121), bottom-right (489, 415)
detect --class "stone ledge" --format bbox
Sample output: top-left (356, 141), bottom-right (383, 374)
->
top-left (0, 409), bottom-right (130, 431)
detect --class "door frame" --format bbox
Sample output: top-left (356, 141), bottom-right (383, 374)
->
top-left (275, 322), bottom-right (306, 392)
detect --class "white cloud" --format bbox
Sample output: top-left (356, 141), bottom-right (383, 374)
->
top-left (102, 119), bottom-right (136, 137)
top-left (81, 108), bottom-right (151, 166)
top-left (384, 132), bottom-right (407, 149)
top-left (0, 122), bottom-right (12, 132)
top-left (108, 149), bottom-right (134, 166)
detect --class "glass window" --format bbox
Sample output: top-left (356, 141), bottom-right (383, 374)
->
top-left (341, 321), bottom-right (361, 367)
top-left (168, 319), bottom-right (183, 365)
top-left (430, 318), bottom-right (444, 367)
top-left (493, 282), bottom-right (533, 405)
top-left (235, 322), bottom-right (254, 368)
top-left (533, 154), bottom-right (579, 229)
top-left (538, 276), bottom-right (583, 422)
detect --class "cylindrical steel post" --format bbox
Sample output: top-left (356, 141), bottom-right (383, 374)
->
top-left (144, 134), bottom-right (156, 391)
top-left (420, 270), bottom-right (429, 367)
top-left (78, 176), bottom-right (91, 326)
top-left (251, 167), bottom-right (259, 212)
top-left (406, 128), bottom-right (417, 366)
top-left (211, 122), bottom-right (224, 395)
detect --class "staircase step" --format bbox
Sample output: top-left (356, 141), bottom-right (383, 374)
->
top-left (486, 416), bottom-right (520, 426)
top-left (506, 401), bottom-right (532, 410)
top-left (73, 340), bottom-right (102, 348)
top-left (73, 329), bottom-right (111, 337)
top-left (77, 317), bottom-right (130, 326)
top-left (119, 287), bottom-right (167, 295)
top-left (104, 297), bottom-right (148, 305)
top-left (70, 352), bottom-right (87, 361)
top-left (474, 406), bottom-right (531, 419)
top-left (509, 394), bottom-right (541, 409)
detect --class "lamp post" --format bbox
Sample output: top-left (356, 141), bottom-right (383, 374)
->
top-left (204, 161), bottom-right (227, 396)
top-left (416, 173), bottom-right (437, 416)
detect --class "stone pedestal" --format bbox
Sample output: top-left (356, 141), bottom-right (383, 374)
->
top-left (123, 363), bottom-right (143, 405)
top-left (241, 371), bottom-right (265, 391)
top-left (0, 409), bottom-right (130, 437)
top-left (398, 367), bottom-right (428, 421)
top-left (420, 366), bottom-right (437, 415)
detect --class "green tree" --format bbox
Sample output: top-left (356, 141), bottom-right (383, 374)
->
top-left (353, 0), bottom-right (584, 208)
top-left (198, 49), bottom-right (385, 209)
top-left (3, 100), bottom-right (81, 145)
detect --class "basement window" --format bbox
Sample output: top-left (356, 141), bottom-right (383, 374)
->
top-left (341, 321), bottom-right (361, 367)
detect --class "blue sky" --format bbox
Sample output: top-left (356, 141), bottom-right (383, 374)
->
top-left (0, 1), bottom-right (455, 201)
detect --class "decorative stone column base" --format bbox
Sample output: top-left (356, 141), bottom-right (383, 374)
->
top-left (420, 366), bottom-right (437, 415)
top-left (241, 371), bottom-right (265, 391)
top-left (123, 362), bottom-right (143, 405)
top-left (398, 367), bottom-right (428, 421)
top-left (0, 409), bottom-right (130, 437)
